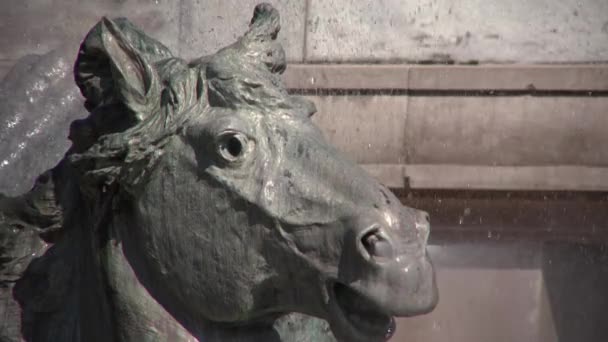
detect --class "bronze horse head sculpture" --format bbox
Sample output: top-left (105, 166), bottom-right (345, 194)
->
top-left (0, 4), bottom-right (437, 341)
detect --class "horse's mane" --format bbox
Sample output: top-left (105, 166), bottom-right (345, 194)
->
top-left (0, 4), bottom-right (318, 340)
top-left (68, 4), bottom-right (314, 195)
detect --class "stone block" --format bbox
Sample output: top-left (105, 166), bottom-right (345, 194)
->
top-left (405, 96), bottom-right (608, 166)
top-left (306, 0), bottom-right (608, 63)
top-left (0, 0), bottom-right (180, 63)
top-left (309, 95), bottom-right (408, 164)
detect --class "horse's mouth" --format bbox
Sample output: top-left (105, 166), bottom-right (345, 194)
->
top-left (329, 282), bottom-right (396, 341)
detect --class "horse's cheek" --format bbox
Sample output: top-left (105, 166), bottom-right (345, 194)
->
top-left (132, 155), bottom-right (262, 319)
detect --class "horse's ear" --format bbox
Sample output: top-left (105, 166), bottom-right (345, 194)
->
top-left (75, 17), bottom-right (160, 117)
top-left (246, 3), bottom-right (281, 41)
top-left (241, 3), bottom-right (286, 74)
top-left (99, 17), bottom-right (160, 117)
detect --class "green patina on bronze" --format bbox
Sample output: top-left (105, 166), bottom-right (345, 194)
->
top-left (0, 4), bottom-right (437, 341)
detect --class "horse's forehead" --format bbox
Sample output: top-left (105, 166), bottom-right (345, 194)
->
top-left (262, 113), bottom-right (320, 138)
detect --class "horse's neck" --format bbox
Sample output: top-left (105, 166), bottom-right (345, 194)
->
top-left (99, 225), bottom-right (198, 341)
top-left (7, 205), bottom-right (335, 342)
top-left (104, 236), bottom-right (335, 342)
top-left (101, 221), bottom-right (274, 341)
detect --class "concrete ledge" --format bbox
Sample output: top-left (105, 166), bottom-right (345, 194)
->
top-left (361, 164), bottom-right (406, 188)
top-left (311, 95), bottom-right (608, 167)
top-left (362, 164), bottom-right (608, 191)
top-left (283, 64), bottom-right (608, 91)
top-left (284, 64), bottom-right (411, 90)
top-left (408, 65), bottom-right (608, 92)
top-left (402, 165), bottom-right (608, 191)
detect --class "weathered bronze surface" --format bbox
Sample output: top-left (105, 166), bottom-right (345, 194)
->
top-left (0, 4), bottom-right (437, 341)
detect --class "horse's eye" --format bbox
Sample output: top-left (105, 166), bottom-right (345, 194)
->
top-left (216, 131), bottom-right (250, 164)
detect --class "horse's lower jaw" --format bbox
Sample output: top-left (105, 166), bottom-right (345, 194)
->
top-left (326, 281), bottom-right (396, 342)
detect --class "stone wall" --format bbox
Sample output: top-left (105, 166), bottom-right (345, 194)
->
top-left (1, 0), bottom-right (608, 78)
top-left (1, 1), bottom-right (607, 342)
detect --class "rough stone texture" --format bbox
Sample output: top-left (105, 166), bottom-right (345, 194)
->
top-left (402, 165), bottom-right (608, 191)
top-left (405, 96), bottom-right (608, 166)
top-left (0, 0), bottom-right (180, 54)
top-left (306, 0), bottom-right (608, 63)
top-left (0, 0), bottom-right (180, 77)
top-left (406, 65), bottom-right (608, 91)
top-left (305, 95), bottom-right (608, 167)
top-left (3, 0), bottom-right (608, 77)
top-left (309, 96), bottom-right (407, 164)
top-left (283, 64), bottom-right (608, 91)
top-left (178, 0), bottom-right (306, 61)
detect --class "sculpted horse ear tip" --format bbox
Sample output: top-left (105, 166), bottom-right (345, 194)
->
top-left (98, 17), bottom-right (131, 42)
top-left (98, 17), bottom-right (135, 54)
top-left (99, 17), bottom-right (129, 39)
top-left (75, 15), bottom-right (160, 117)
top-left (247, 2), bottom-right (281, 40)
top-left (250, 3), bottom-right (280, 25)
top-left (100, 16), bottom-right (116, 29)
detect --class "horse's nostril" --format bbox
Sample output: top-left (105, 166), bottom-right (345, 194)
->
top-left (361, 228), bottom-right (393, 260)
